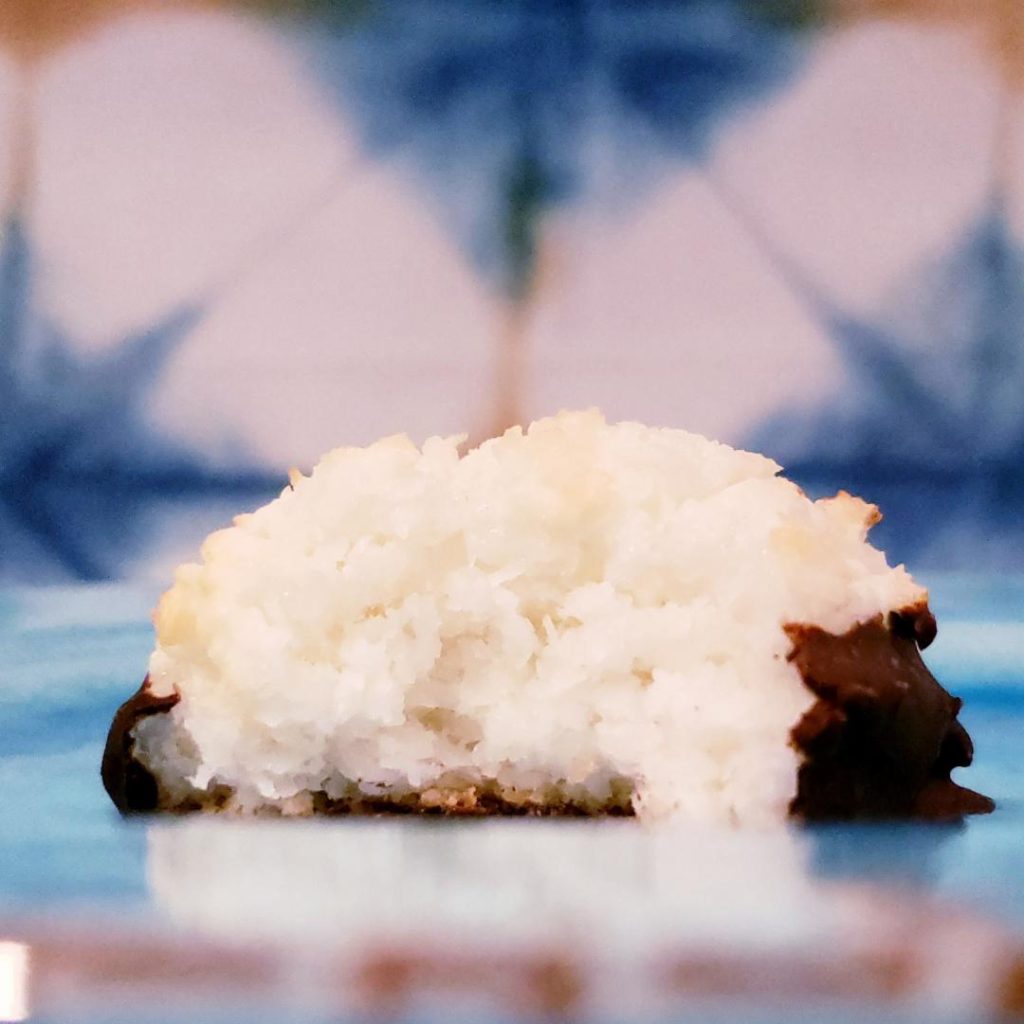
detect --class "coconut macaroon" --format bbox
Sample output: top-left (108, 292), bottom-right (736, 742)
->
top-left (102, 411), bottom-right (992, 824)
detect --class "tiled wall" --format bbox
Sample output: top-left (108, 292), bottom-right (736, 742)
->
top-left (1, 0), bottom-right (1022, 581)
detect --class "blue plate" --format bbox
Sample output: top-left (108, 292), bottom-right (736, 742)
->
top-left (1, 578), bottom-right (1022, 1022)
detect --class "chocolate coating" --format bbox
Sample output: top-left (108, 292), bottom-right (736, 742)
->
top-left (101, 675), bottom-right (179, 814)
top-left (786, 604), bottom-right (994, 820)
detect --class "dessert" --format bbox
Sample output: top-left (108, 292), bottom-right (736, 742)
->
top-left (102, 411), bottom-right (993, 822)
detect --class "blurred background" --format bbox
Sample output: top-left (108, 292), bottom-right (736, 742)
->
top-left (0, 0), bottom-right (1021, 584)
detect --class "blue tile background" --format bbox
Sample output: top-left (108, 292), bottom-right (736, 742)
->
top-left (0, 0), bottom-right (1022, 581)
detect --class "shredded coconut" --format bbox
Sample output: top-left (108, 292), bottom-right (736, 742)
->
top-left (134, 410), bottom-right (924, 824)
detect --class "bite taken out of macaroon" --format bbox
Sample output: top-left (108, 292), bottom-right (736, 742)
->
top-left (102, 411), bottom-right (994, 825)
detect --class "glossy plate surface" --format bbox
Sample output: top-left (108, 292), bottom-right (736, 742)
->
top-left (1, 577), bottom-right (1022, 1022)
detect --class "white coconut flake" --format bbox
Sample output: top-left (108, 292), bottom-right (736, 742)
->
top-left (133, 410), bottom-right (925, 824)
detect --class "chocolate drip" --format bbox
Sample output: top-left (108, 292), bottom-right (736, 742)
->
top-left (787, 604), bottom-right (994, 820)
top-left (101, 675), bottom-right (179, 814)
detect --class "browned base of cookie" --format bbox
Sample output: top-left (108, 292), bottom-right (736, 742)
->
top-left (155, 781), bottom-right (637, 818)
top-left (306, 786), bottom-right (636, 817)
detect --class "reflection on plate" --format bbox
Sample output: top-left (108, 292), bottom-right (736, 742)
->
top-left (2, 579), bottom-right (1024, 1021)
top-left (5, 856), bottom-right (1024, 1022)
top-left (147, 819), bottom-right (833, 947)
